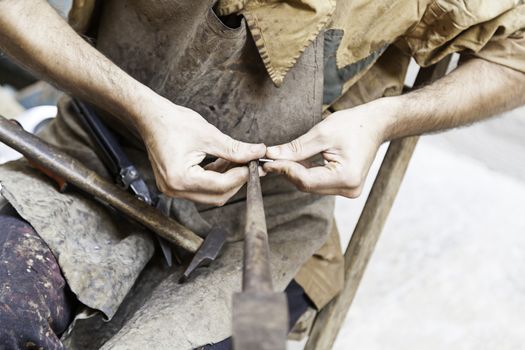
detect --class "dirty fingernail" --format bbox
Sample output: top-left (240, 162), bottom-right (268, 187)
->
top-left (267, 146), bottom-right (280, 157)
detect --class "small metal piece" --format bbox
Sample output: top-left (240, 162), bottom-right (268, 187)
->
top-left (180, 226), bottom-right (226, 282)
top-left (258, 158), bottom-right (274, 163)
top-left (118, 166), bottom-right (140, 188)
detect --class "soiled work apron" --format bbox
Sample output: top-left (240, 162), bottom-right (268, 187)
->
top-left (0, 1), bottom-right (334, 348)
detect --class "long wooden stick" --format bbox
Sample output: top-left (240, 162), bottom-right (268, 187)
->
top-left (304, 56), bottom-right (452, 350)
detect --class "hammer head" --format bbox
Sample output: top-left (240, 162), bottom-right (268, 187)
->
top-left (180, 226), bottom-right (226, 282)
top-left (232, 291), bottom-right (289, 350)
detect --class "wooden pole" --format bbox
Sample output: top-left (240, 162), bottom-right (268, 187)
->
top-left (304, 56), bottom-right (452, 350)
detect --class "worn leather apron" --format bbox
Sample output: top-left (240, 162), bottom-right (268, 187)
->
top-left (0, 1), bottom-right (334, 348)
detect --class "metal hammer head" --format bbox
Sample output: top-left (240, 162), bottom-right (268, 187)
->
top-left (180, 226), bottom-right (226, 282)
top-left (232, 291), bottom-right (289, 350)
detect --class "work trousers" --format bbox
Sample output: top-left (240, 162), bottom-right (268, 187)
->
top-left (0, 214), bottom-right (313, 350)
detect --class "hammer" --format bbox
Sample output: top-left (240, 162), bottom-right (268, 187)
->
top-left (232, 161), bottom-right (288, 350)
top-left (0, 115), bottom-right (225, 280)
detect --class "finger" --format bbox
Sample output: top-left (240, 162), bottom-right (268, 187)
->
top-left (295, 186), bottom-right (363, 198)
top-left (174, 185), bottom-right (245, 206)
top-left (185, 165), bottom-right (249, 194)
top-left (206, 129), bottom-right (266, 164)
top-left (266, 126), bottom-right (328, 161)
top-left (263, 160), bottom-right (343, 193)
top-left (204, 158), bottom-right (233, 173)
top-left (155, 170), bottom-right (245, 206)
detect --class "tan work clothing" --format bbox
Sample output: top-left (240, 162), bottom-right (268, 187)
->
top-left (211, 1), bottom-right (525, 88)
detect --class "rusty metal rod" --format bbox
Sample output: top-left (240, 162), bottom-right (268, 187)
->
top-left (243, 160), bottom-right (273, 292)
top-left (232, 160), bottom-right (288, 350)
top-left (0, 115), bottom-right (203, 253)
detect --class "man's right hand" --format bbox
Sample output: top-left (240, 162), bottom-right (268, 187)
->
top-left (138, 97), bottom-right (266, 206)
top-left (0, 0), bottom-right (266, 206)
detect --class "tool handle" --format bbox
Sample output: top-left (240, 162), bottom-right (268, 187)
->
top-left (71, 99), bottom-right (132, 175)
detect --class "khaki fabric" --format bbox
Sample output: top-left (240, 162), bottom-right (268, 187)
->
top-left (400, 1), bottom-right (525, 72)
top-left (215, 0), bottom-right (335, 87)
top-left (294, 221), bottom-right (344, 310)
top-left (218, 0), bottom-right (525, 84)
top-left (332, 44), bottom-right (412, 111)
top-left (471, 8), bottom-right (525, 73)
top-left (69, 1), bottom-right (525, 84)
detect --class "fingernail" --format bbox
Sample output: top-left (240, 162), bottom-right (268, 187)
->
top-left (267, 146), bottom-right (279, 157)
top-left (262, 162), bottom-right (274, 172)
top-left (250, 144), bottom-right (263, 153)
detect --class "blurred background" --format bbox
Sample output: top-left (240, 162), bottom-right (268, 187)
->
top-left (1, 3), bottom-right (524, 348)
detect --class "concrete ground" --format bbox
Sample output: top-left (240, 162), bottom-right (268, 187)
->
top-left (302, 105), bottom-right (525, 350)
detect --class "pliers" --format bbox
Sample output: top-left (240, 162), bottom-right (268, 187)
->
top-left (71, 99), bottom-right (173, 266)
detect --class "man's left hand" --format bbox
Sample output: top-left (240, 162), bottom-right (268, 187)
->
top-left (264, 98), bottom-right (393, 198)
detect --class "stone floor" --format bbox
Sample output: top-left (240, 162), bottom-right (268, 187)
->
top-left (290, 106), bottom-right (525, 349)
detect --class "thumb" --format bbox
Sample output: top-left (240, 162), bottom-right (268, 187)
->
top-left (266, 127), bottom-right (326, 161)
top-left (208, 130), bottom-right (266, 164)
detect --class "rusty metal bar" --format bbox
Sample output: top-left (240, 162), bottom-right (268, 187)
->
top-left (243, 160), bottom-right (273, 292)
top-left (0, 115), bottom-right (203, 253)
top-left (232, 160), bottom-right (288, 350)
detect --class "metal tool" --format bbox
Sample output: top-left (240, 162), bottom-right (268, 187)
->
top-left (0, 115), bottom-right (225, 279)
top-left (232, 160), bottom-right (288, 350)
top-left (70, 99), bottom-right (172, 266)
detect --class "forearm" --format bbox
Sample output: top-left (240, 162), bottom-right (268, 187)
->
top-left (0, 0), bottom-right (155, 127)
top-left (383, 58), bottom-right (525, 140)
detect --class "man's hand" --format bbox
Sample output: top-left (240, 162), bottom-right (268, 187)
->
top-left (139, 97), bottom-right (266, 206)
top-left (264, 58), bottom-right (525, 198)
top-left (0, 0), bottom-right (267, 206)
top-left (264, 99), bottom-right (390, 198)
